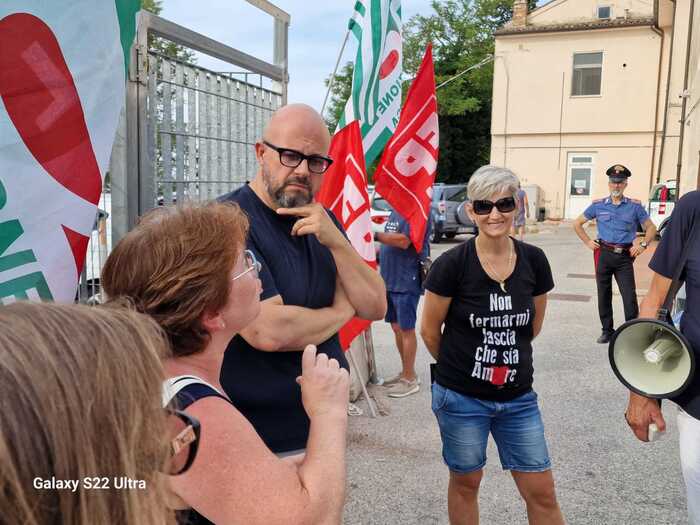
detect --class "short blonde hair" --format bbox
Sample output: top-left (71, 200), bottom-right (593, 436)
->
top-left (468, 165), bottom-right (520, 202)
top-left (0, 301), bottom-right (171, 525)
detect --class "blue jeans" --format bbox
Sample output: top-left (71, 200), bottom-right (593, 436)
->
top-left (432, 383), bottom-right (552, 474)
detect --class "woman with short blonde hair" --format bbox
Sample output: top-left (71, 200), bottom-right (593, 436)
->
top-left (421, 166), bottom-right (564, 525)
top-left (0, 301), bottom-right (171, 525)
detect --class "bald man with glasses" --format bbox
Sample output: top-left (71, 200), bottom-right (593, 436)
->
top-left (218, 104), bottom-right (386, 457)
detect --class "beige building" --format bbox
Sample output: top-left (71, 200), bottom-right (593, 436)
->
top-left (491, 0), bottom-right (699, 219)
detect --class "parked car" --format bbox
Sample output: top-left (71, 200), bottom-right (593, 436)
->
top-left (369, 187), bottom-right (392, 234)
top-left (430, 183), bottom-right (477, 242)
top-left (647, 179), bottom-right (677, 228)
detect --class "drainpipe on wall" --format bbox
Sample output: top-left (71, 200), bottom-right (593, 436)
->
top-left (656, 0), bottom-right (678, 185)
top-left (501, 0), bottom-right (528, 166)
top-left (675, 0), bottom-right (695, 195)
top-left (649, 0), bottom-right (664, 193)
top-left (499, 55), bottom-right (510, 167)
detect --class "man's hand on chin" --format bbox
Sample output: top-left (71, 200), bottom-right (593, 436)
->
top-left (278, 203), bottom-right (347, 249)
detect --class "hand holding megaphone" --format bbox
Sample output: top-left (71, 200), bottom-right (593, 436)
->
top-left (625, 391), bottom-right (667, 442)
top-left (612, 318), bottom-right (695, 443)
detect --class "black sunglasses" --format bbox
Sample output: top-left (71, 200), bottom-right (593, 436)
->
top-left (167, 409), bottom-right (201, 476)
top-left (263, 141), bottom-right (333, 174)
top-left (472, 197), bottom-right (517, 215)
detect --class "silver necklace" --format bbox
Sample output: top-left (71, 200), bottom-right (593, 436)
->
top-left (477, 238), bottom-right (514, 293)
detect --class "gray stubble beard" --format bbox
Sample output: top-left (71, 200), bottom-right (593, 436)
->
top-left (262, 165), bottom-right (313, 208)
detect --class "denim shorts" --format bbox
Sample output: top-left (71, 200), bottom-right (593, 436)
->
top-left (431, 382), bottom-right (552, 474)
top-left (385, 292), bottom-right (420, 330)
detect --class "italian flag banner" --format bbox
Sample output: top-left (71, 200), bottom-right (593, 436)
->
top-left (0, 0), bottom-right (138, 303)
top-left (337, 0), bottom-right (402, 166)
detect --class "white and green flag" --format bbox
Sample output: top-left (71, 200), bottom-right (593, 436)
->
top-left (338, 0), bottom-right (403, 165)
top-left (0, 0), bottom-right (138, 303)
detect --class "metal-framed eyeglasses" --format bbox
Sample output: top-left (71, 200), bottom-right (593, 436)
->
top-left (263, 140), bottom-right (333, 174)
top-left (232, 249), bottom-right (262, 281)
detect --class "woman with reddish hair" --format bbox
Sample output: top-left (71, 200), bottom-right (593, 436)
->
top-left (103, 201), bottom-right (350, 525)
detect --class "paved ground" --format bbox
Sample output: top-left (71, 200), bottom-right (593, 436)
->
top-left (343, 224), bottom-right (687, 525)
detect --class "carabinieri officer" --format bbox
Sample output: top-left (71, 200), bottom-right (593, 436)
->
top-left (573, 165), bottom-right (657, 344)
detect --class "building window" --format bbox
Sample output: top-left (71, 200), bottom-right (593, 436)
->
top-left (572, 52), bottom-right (603, 96)
top-left (597, 6), bottom-right (611, 19)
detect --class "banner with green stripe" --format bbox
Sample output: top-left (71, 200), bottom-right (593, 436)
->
top-left (0, 0), bottom-right (139, 302)
top-left (338, 0), bottom-right (402, 166)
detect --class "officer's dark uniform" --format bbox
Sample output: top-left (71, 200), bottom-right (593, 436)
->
top-left (583, 165), bottom-right (650, 340)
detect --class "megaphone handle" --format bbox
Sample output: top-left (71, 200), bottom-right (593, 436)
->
top-left (648, 423), bottom-right (664, 442)
top-left (647, 400), bottom-right (664, 442)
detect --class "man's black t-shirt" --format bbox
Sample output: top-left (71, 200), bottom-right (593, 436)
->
top-left (649, 190), bottom-right (700, 419)
top-left (425, 238), bottom-right (554, 401)
top-left (219, 185), bottom-right (349, 453)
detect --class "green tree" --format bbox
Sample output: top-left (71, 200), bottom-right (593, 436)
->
top-left (324, 0), bottom-right (536, 183)
top-left (141, 0), bottom-right (195, 62)
top-left (403, 0), bottom-right (536, 183)
top-left (324, 62), bottom-right (354, 133)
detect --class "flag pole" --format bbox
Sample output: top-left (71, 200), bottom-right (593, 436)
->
top-left (435, 54), bottom-right (494, 90)
top-left (347, 349), bottom-right (378, 418)
top-left (320, 28), bottom-right (351, 117)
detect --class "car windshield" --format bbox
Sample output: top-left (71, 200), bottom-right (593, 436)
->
top-left (373, 197), bottom-right (393, 212)
top-left (446, 187), bottom-right (468, 202)
top-left (433, 186), bottom-right (467, 202)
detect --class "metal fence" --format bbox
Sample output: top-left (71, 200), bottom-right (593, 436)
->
top-left (77, 6), bottom-right (288, 302)
top-left (147, 58), bottom-right (283, 207)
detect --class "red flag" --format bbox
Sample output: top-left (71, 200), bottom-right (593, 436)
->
top-left (316, 121), bottom-right (377, 350)
top-left (374, 44), bottom-right (438, 252)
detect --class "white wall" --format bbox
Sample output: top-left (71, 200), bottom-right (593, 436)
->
top-left (491, 25), bottom-right (663, 218)
top-left (528, 0), bottom-right (653, 26)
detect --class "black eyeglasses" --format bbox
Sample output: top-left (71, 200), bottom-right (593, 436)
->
top-left (263, 141), bottom-right (333, 174)
top-left (167, 409), bottom-right (201, 476)
top-left (472, 197), bottom-right (517, 215)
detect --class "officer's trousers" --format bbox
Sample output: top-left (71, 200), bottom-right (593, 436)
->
top-left (594, 248), bottom-right (639, 334)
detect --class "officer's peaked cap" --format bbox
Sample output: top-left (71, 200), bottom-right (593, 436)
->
top-left (606, 164), bottom-right (631, 182)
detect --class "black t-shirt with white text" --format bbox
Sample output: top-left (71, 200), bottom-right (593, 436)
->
top-left (425, 238), bottom-right (554, 401)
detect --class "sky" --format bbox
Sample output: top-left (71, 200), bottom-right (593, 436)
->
top-left (160, 0), bottom-right (547, 112)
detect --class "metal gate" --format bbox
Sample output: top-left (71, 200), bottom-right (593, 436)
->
top-left (127, 8), bottom-right (288, 227)
top-left (78, 5), bottom-right (289, 302)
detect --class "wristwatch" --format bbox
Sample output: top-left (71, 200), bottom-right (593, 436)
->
top-left (640, 241), bottom-right (648, 249)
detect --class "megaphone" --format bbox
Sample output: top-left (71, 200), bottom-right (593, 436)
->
top-left (609, 318), bottom-right (695, 398)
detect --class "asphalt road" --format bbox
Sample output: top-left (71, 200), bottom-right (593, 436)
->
top-left (344, 225), bottom-right (687, 525)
